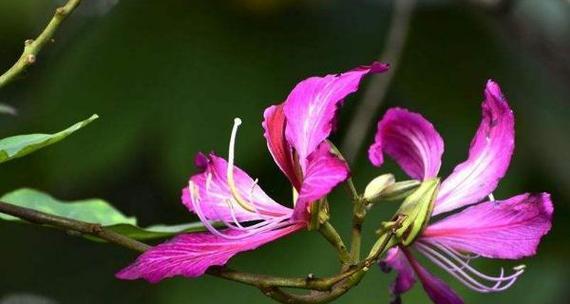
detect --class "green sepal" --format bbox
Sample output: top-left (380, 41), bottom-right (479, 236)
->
top-left (393, 178), bottom-right (440, 246)
top-left (308, 198), bottom-right (329, 231)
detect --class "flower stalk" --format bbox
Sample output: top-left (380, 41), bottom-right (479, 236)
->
top-left (318, 221), bottom-right (351, 266)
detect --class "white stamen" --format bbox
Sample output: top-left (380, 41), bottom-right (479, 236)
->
top-left (188, 181), bottom-right (290, 240)
top-left (488, 193), bottom-right (496, 202)
top-left (249, 178), bottom-right (259, 204)
top-left (226, 117), bottom-right (257, 212)
top-left (416, 241), bottom-right (525, 293)
top-left (228, 118), bottom-right (242, 171)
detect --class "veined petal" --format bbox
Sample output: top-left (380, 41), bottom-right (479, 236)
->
top-left (368, 108), bottom-right (444, 180)
top-left (422, 193), bottom-right (553, 259)
top-left (434, 81), bottom-right (514, 215)
top-left (116, 224), bottom-right (304, 283)
top-left (402, 248), bottom-right (464, 304)
top-left (182, 153), bottom-right (292, 223)
top-left (284, 62), bottom-right (389, 171)
top-left (292, 142), bottom-right (349, 220)
top-left (262, 104), bottom-right (302, 190)
top-left (380, 248), bottom-right (417, 296)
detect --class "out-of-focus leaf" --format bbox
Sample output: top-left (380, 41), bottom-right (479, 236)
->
top-left (0, 188), bottom-right (210, 240)
top-left (0, 103), bottom-right (17, 115)
top-left (0, 114), bottom-right (98, 164)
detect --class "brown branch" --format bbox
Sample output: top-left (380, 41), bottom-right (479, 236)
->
top-left (0, 200), bottom-right (150, 252)
top-left (0, 0), bottom-right (82, 89)
top-left (341, 0), bottom-right (416, 163)
top-left (0, 200), bottom-right (399, 302)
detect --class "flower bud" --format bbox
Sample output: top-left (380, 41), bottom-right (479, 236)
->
top-left (363, 174), bottom-right (395, 202)
top-left (379, 180), bottom-right (422, 201)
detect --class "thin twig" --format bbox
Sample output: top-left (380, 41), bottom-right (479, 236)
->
top-left (341, 0), bottom-right (416, 163)
top-left (0, 0), bottom-right (82, 89)
top-left (318, 221), bottom-right (352, 266)
top-left (261, 226), bottom-right (401, 304)
top-left (349, 197), bottom-right (366, 265)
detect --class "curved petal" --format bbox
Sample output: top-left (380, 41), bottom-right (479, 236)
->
top-left (262, 104), bottom-right (302, 190)
top-left (116, 224), bottom-right (304, 282)
top-left (402, 248), bottom-right (464, 304)
top-left (284, 62), bottom-right (389, 171)
top-left (182, 153), bottom-right (292, 223)
top-left (292, 142), bottom-right (349, 220)
top-left (434, 81), bottom-right (515, 215)
top-left (368, 108), bottom-right (444, 180)
top-left (380, 248), bottom-right (417, 296)
top-left (422, 193), bottom-right (553, 259)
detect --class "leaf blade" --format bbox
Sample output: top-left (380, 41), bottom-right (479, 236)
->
top-left (0, 188), bottom-right (209, 240)
top-left (0, 114), bottom-right (98, 164)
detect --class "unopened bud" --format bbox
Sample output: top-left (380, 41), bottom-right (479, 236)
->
top-left (363, 174), bottom-right (395, 202)
top-left (379, 180), bottom-right (422, 201)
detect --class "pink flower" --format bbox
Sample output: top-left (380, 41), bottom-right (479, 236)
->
top-left (369, 81), bottom-right (553, 304)
top-left (116, 62), bottom-right (389, 283)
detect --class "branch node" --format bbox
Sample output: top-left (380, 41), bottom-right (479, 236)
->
top-left (55, 7), bottom-right (66, 16)
top-left (26, 54), bottom-right (36, 64)
top-left (90, 223), bottom-right (103, 234)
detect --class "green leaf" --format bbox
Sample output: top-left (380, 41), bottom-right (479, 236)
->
top-left (0, 114), bottom-right (98, 164)
top-left (0, 188), bottom-right (210, 240)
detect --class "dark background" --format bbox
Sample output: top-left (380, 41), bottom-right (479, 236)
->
top-left (0, 0), bottom-right (568, 303)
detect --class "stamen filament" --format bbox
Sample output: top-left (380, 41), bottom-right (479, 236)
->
top-left (415, 242), bottom-right (525, 293)
top-left (227, 118), bottom-right (256, 212)
top-left (189, 181), bottom-right (292, 240)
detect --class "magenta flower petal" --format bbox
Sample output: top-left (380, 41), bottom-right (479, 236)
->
top-left (262, 104), bottom-right (302, 190)
top-left (116, 224), bottom-right (304, 283)
top-left (292, 142), bottom-right (349, 220)
top-left (409, 257), bottom-right (464, 304)
top-left (283, 62), bottom-right (389, 171)
top-left (398, 248), bottom-right (464, 304)
top-left (422, 193), bottom-right (553, 259)
top-left (380, 248), bottom-right (417, 295)
top-left (434, 81), bottom-right (515, 215)
top-left (182, 153), bottom-right (293, 223)
top-left (368, 108), bottom-right (444, 180)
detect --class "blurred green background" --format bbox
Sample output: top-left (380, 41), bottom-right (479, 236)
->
top-left (1, 0), bottom-right (568, 303)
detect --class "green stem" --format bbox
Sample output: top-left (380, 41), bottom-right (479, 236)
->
top-left (345, 178), bottom-right (359, 201)
top-left (262, 229), bottom-right (399, 304)
top-left (0, 0), bottom-right (82, 89)
top-left (349, 197), bottom-right (366, 264)
top-left (318, 221), bottom-right (351, 266)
